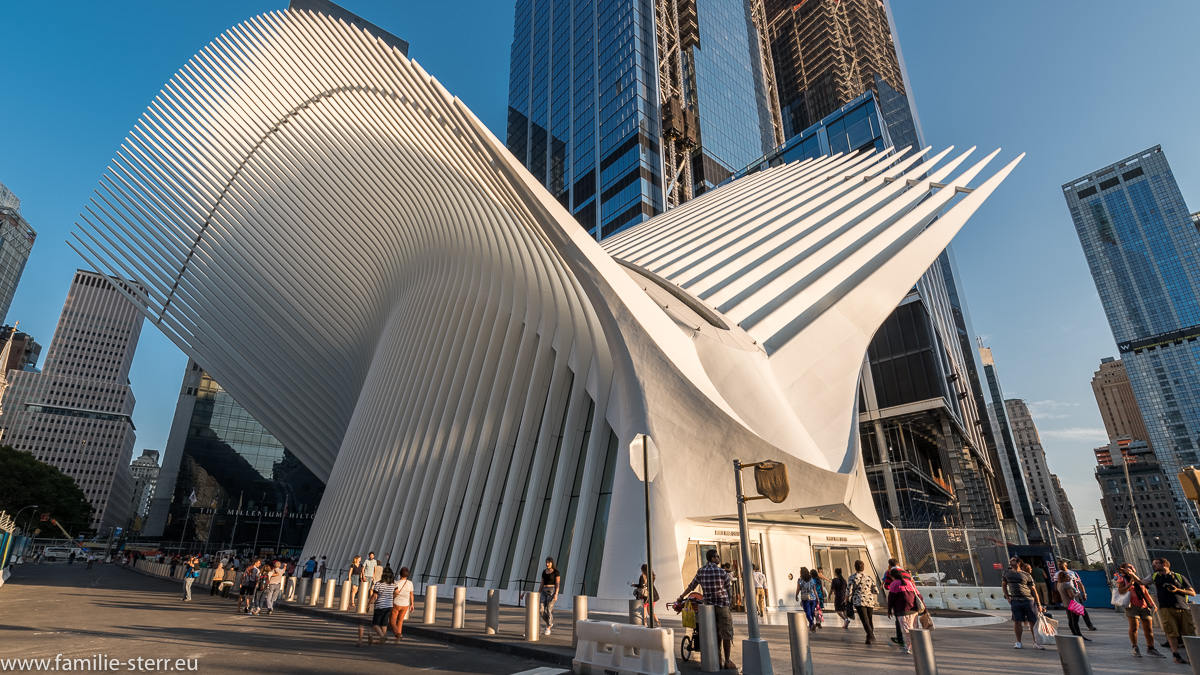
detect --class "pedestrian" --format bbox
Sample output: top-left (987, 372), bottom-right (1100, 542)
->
top-left (847, 559), bottom-right (878, 644)
top-left (168, 555), bottom-right (177, 577)
top-left (264, 561), bottom-right (285, 614)
top-left (86, 553), bottom-right (95, 569)
top-left (1055, 570), bottom-right (1091, 641)
top-left (348, 555), bottom-right (364, 607)
top-left (1030, 561), bottom-right (1051, 608)
top-left (69, 551), bottom-right (76, 566)
top-left (358, 567), bottom-right (398, 646)
top-left (886, 569), bottom-right (919, 654)
top-left (1059, 560), bottom-right (1096, 631)
top-left (390, 566), bottom-right (415, 643)
top-left (885, 559), bottom-right (911, 646)
top-left (182, 555), bottom-right (199, 602)
top-left (794, 567), bottom-right (818, 629)
top-left (301, 555), bottom-right (316, 579)
top-left (676, 549), bottom-right (736, 671)
top-left (318, 556), bottom-right (328, 582)
top-left (632, 564), bottom-right (659, 624)
top-left (211, 562), bottom-right (225, 596)
top-left (813, 567), bottom-right (827, 629)
top-left (1150, 557), bottom-right (1196, 664)
top-left (251, 561), bottom-right (271, 615)
top-left (540, 557), bottom-right (560, 635)
top-left (830, 567), bottom-right (852, 630)
top-left (751, 564), bottom-right (768, 618)
top-left (1115, 563), bottom-right (1166, 658)
top-left (1001, 557), bottom-right (1045, 650)
top-left (239, 559), bottom-right (262, 613)
top-left (362, 552), bottom-right (379, 597)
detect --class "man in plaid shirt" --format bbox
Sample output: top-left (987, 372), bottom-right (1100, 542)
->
top-left (676, 549), bottom-right (736, 670)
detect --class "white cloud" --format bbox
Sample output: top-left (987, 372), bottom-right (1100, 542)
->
top-left (1027, 399), bottom-right (1079, 421)
top-left (1039, 427), bottom-right (1108, 441)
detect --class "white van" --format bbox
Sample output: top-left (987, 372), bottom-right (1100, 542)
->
top-left (42, 547), bottom-right (88, 562)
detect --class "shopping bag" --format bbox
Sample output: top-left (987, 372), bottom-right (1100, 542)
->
top-left (1067, 599), bottom-right (1086, 616)
top-left (1034, 614), bottom-right (1058, 646)
top-left (681, 606), bottom-right (697, 629)
top-left (918, 611), bottom-right (934, 630)
top-left (1111, 587), bottom-right (1131, 608)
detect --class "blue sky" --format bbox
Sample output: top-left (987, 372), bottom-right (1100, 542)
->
top-left (2, 1), bottom-right (1198, 536)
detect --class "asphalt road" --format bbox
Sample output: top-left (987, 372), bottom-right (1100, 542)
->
top-left (0, 562), bottom-right (565, 675)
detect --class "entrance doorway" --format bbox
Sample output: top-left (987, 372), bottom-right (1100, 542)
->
top-left (683, 540), bottom-right (761, 612)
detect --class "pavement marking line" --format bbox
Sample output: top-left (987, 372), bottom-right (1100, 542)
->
top-left (508, 669), bottom-right (570, 675)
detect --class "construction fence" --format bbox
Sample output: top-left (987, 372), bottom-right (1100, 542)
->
top-left (885, 528), bottom-right (1011, 587)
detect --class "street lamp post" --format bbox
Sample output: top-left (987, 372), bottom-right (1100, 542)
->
top-left (14, 505), bottom-right (38, 534)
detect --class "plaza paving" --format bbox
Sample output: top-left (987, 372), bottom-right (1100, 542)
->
top-left (0, 561), bottom-right (1188, 674)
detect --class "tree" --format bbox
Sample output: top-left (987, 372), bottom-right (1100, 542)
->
top-left (0, 445), bottom-right (93, 531)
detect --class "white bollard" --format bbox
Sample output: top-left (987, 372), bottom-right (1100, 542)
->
top-left (910, 628), bottom-right (937, 675)
top-left (324, 578), bottom-right (336, 608)
top-left (356, 579), bottom-right (370, 614)
top-left (452, 586), bottom-right (467, 628)
top-left (698, 604), bottom-right (719, 673)
top-left (485, 589), bottom-right (500, 635)
top-left (284, 576), bottom-right (297, 602)
top-left (787, 612), bottom-right (812, 675)
top-left (1183, 635), bottom-right (1200, 675)
top-left (573, 595), bottom-right (588, 648)
top-left (525, 591), bottom-right (539, 642)
top-left (629, 598), bottom-right (644, 625)
top-left (340, 580), bottom-right (353, 611)
top-left (309, 578), bottom-right (323, 606)
top-left (423, 584), bottom-right (438, 624)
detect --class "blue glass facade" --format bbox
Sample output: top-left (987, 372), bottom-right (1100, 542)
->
top-left (1065, 145), bottom-right (1200, 534)
top-left (507, 0), bottom-right (774, 239)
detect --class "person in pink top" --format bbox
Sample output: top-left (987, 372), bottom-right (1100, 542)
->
top-left (886, 569), bottom-right (920, 654)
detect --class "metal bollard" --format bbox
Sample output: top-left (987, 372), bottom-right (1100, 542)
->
top-left (698, 604), bottom-right (719, 673)
top-left (323, 578), bottom-right (336, 608)
top-left (284, 577), bottom-right (296, 602)
top-left (573, 595), bottom-right (588, 648)
top-left (525, 591), bottom-right (540, 642)
top-left (309, 578), bottom-right (323, 606)
top-left (452, 586), bottom-right (467, 628)
top-left (1191, 606), bottom-right (1200, 636)
top-left (339, 580), bottom-right (353, 611)
top-left (485, 590), bottom-right (500, 635)
top-left (787, 612), bottom-right (812, 675)
top-left (629, 598), bottom-right (644, 625)
top-left (909, 629), bottom-right (937, 675)
top-left (1055, 635), bottom-right (1093, 675)
top-left (423, 585), bottom-right (438, 624)
top-left (1184, 636), bottom-right (1200, 675)
top-left (356, 580), bottom-right (370, 614)
top-left (297, 578), bottom-right (310, 607)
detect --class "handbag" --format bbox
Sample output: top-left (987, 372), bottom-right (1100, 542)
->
top-left (1067, 599), bottom-right (1086, 616)
top-left (1111, 587), bottom-right (1131, 608)
top-left (918, 611), bottom-right (934, 630)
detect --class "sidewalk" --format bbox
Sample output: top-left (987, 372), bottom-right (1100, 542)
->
top-left (122, 563), bottom-right (1173, 674)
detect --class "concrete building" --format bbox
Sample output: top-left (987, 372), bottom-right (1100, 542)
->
top-left (1064, 145), bottom-right (1200, 536)
top-left (129, 449), bottom-right (160, 528)
top-left (0, 182), bottom-right (37, 324)
top-left (70, 7), bottom-right (1018, 604)
top-left (0, 270), bottom-right (143, 531)
top-left (1095, 438), bottom-right (1188, 549)
top-left (1004, 398), bottom-right (1078, 552)
top-left (1091, 357), bottom-right (1151, 449)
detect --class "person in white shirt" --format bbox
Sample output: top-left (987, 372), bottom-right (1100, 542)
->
top-left (752, 565), bottom-right (769, 617)
top-left (389, 566), bottom-right (416, 643)
top-left (362, 552), bottom-right (378, 595)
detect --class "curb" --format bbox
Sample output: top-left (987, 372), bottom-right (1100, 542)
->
top-left (121, 564), bottom-right (572, 667)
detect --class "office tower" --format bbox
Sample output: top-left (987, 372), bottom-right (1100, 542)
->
top-left (129, 449), bottom-right (160, 527)
top-left (1064, 145), bottom-right (1200, 536)
top-left (977, 345), bottom-right (1038, 543)
top-left (0, 326), bottom-right (42, 419)
top-left (1091, 357), bottom-right (1152, 448)
top-left (1095, 438), bottom-right (1188, 549)
top-left (1049, 474), bottom-right (1083, 559)
top-left (0, 270), bottom-right (143, 531)
top-left (764, 0), bottom-right (917, 147)
top-left (1005, 399), bottom-right (1076, 546)
top-left (0, 182), bottom-right (37, 323)
top-left (147, 361), bottom-right (325, 550)
top-left (505, 0), bottom-right (778, 239)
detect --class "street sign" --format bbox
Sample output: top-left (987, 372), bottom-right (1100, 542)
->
top-left (753, 461), bottom-right (789, 503)
top-left (630, 434), bottom-right (660, 482)
top-left (1179, 466), bottom-right (1200, 500)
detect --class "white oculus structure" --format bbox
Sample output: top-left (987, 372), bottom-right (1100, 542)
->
top-left (71, 8), bottom-right (1021, 606)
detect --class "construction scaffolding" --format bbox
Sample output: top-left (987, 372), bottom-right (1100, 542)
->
top-left (654, 0), bottom-right (699, 208)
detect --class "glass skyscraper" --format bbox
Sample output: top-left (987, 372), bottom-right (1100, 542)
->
top-left (506, 0), bottom-right (775, 239)
top-left (0, 182), bottom-right (37, 323)
top-left (1065, 145), bottom-right (1200, 536)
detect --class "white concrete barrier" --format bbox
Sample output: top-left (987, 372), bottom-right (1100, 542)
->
top-left (979, 587), bottom-right (1005, 610)
top-left (919, 587), bottom-right (945, 610)
top-left (943, 586), bottom-right (982, 610)
top-left (572, 620), bottom-right (676, 675)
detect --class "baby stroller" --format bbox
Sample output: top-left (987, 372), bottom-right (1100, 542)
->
top-left (671, 594), bottom-right (703, 661)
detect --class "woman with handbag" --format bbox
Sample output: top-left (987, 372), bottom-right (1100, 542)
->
top-left (1055, 571), bottom-right (1091, 641)
top-left (631, 564), bottom-right (659, 624)
top-left (1116, 563), bottom-right (1167, 658)
top-left (885, 569), bottom-right (920, 654)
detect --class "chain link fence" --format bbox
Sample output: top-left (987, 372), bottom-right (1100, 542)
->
top-left (886, 528), bottom-right (1010, 586)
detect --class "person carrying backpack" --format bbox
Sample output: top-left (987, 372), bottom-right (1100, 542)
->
top-left (1116, 563), bottom-right (1167, 658)
top-left (1151, 558), bottom-right (1197, 664)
